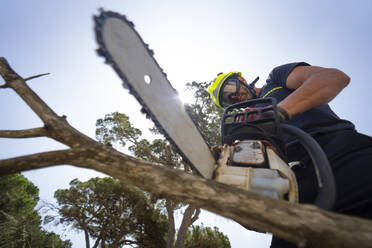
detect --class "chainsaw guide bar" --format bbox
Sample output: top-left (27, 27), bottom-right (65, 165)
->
top-left (94, 9), bottom-right (216, 178)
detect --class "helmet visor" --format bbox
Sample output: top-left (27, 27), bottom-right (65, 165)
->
top-left (220, 79), bottom-right (254, 107)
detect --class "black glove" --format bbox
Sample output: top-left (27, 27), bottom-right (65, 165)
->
top-left (277, 106), bottom-right (291, 122)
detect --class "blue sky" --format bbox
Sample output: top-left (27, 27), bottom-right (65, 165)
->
top-left (1, 1), bottom-right (372, 247)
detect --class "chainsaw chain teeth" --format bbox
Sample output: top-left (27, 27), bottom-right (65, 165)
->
top-left (94, 9), bottom-right (204, 175)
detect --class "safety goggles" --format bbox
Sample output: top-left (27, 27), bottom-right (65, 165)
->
top-left (220, 76), bottom-right (259, 107)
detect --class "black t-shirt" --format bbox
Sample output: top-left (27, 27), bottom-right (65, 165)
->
top-left (258, 62), bottom-right (355, 145)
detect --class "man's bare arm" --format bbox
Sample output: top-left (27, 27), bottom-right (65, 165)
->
top-left (278, 65), bottom-right (350, 117)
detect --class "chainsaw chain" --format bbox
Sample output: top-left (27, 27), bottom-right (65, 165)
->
top-left (94, 9), bottom-right (207, 174)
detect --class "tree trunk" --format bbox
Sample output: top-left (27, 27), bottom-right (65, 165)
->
top-left (1, 58), bottom-right (372, 248)
top-left (92, 237), bottom-right (101, 248)
top-left (83, 229), bottom-right (90, 248)
top-left (174, 206), bottom-right (200, 248)
top-left (166, 200), bottom-right (176, 248)
top-left (22, 224), bottom-right (26, 248)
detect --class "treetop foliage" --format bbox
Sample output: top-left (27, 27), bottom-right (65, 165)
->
top-left (184, 81), bottom-right (223, 148)
top-left (184, 224), bottom-right (231, 248)
top-left (50, 177), bottom-right (168, 248)
top-left (0, 174), bottom-right (71, 248)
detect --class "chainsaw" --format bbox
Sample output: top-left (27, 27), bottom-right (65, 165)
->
top-left (94, 9), bottom-right (336, 210)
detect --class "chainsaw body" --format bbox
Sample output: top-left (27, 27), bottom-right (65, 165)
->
top-left (215, 141), bottom-right (299, 202)
top-left (215, 98), bottom-right (336, 210)
top-left (215, 98), bottom-right (298, 202)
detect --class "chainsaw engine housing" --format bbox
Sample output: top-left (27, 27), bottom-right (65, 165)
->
top-left (216, 98), bottom-right (298, 202)
top-left (221, 98), bottom-right (286, 160)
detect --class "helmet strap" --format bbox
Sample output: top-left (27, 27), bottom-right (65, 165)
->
top-left (249, 76), bottom-right (260, 88)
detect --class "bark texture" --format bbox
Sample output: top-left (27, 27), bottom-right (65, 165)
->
top-left (1, 57), bottom-right (372, 248)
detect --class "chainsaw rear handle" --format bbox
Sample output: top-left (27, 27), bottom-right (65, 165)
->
top-left (281, 124), bottom-right (336, 210)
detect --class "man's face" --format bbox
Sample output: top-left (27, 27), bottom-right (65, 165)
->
top-left (221, 76), bottom-right (254, 107)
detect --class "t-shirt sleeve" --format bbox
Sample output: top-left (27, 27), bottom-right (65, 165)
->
top-left (269, 62), bottom-right (310, 87)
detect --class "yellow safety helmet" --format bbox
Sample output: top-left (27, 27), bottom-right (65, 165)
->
top-left (208, 71), bottom-right (242, 109)
top-left (208, 72), bottom-right (260, 109)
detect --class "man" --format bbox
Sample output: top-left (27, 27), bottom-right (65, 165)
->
top-left (208, 62), bottom-right (372, 247)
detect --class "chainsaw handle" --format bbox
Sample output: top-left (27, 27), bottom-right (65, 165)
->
top-left (281, 124), bottom-right (336, 210)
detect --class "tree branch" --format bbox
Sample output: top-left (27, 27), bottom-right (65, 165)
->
top-left (1, 57), bottom-right (372, 248)
top-left (190, 208), bottom-right (200, 224)
top-left (0, 58), bottom-right (58, 120)
top-left (0, 57), bottom-right (97, 148)
top-left (0, 148), bottom-right (95, 174)
top-left (0, 127), bottom-right (49, 138)
top-left (174, 205), bottom-right (198, 248)
top-left (24, 73), bottom-right (50, 81)
top-left (0, 58), bottom-right (22, 82)
top-left (0, 210), bottom-right (18, 224)
top-left (92, 237), bottom-right (101, 248)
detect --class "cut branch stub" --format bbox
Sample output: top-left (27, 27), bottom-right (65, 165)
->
top-left (24, 72), bottom-right (50, 81)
